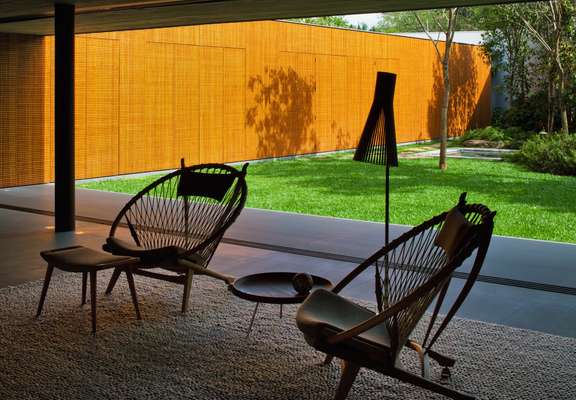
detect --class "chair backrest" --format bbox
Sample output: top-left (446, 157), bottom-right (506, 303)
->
top-left (371, 193), bottom-right (495, 356)
top-left (109, 162), bottom-right (248, 266)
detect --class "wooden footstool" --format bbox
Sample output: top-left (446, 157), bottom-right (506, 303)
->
top-left (37, 245), bottom-right (141, 335)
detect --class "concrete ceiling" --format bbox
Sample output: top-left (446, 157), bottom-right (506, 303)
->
top-left (0, 0), bottom-right (531, 35)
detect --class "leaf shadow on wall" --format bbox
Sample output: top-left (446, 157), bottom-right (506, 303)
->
top-left (246, 67), bottom-right (318, 158)
top-left (428, 45), bottom-right (480, 138)
top-left (332, 121), bottom-right (354, 150)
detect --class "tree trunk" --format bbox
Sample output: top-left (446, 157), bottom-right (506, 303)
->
top-left (547, 69), bottom-right (554, 133)
top-left (558, 68), bottom-right (569, 133)
top-left (439, 59), bottom-right (450, 171)
top-left (414, 7), bottom-right (456, 170)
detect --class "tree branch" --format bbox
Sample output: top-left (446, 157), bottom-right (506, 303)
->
top-left (518, 13), bottom-right (553, 53)
top-left (414, 12), bottom-right (442, 60)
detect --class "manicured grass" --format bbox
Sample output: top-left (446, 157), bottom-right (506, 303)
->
top-left (79, 153), bottom-right (576, 243)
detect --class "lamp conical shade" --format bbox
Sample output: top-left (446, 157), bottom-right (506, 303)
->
top-left (353, 72), bottom-right (398, 167)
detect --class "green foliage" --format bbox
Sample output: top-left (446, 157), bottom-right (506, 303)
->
top-left (482, 1), bottom-right (575, 133)
top-left (374, 10), bottom-right (438, 33)
top-left (459, 126), bottom-right (509, 142)
top-left (288, 16), bottom-right (372, 31)
top-left (513, 133), bottom-right (576, 176)
top-left (80, 155), bottom-right (576, 243)
top-left (480, 8), bottom-right (532, 105)
top-left (373, 7), bottom-right (491, 33)
top-left (494, 91), bottom-right (550, 133)
top-left (289, 16), bottom-right (352, 28)
top-left (458, 126), bottom-right (535, 149)
top-left (503, 127), bottom-right (537, 149)
top-left (567, 73), bottom-right (576, 130)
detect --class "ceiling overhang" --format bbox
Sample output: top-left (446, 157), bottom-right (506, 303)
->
top-left (0, 0), bottom-right (532, 36)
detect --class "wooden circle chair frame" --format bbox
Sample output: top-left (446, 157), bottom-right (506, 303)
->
top-left (103, 160), bottom-right (248, 313)
top-left (296, 193), bottom-right (496, 400)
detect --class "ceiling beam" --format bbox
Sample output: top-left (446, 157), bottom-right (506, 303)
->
top-left (0, 0), bottom-right (534, 35)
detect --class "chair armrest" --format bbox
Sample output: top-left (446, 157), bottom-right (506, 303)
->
top-left (327, 267), bottom-right (453, 345)
top-left (176, 258), bottom-right (235, 285)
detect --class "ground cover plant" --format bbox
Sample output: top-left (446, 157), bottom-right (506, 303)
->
top-left (79, 153), bottom-right (576, 243)
top-left (456, 126), bottom-right (536, 149)
top-left (512, 133), bottom-right (576, 176)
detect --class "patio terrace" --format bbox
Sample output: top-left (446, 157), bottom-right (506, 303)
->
top-left (1, 184), bottom-right (575, 338)
top-left (1, 1), bottom-right (573, 398)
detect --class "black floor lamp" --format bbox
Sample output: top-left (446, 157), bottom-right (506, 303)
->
top-left (353, 72), bottom-right (399, 246)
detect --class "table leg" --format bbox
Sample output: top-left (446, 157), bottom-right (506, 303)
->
top-left (279, 304), bottom-right (283, 319)
top-left (246, 302), bottom-right (260, 339)
top-left (36, 265), bottom-right (54, 318)
top-left (125, 268), bottom-right (141, 320)
top-left (81, 271), bottom-right (87, 305)
top-left (90, 271), bottom-right (97, 335)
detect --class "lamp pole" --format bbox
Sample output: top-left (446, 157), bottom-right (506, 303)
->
top-left (385, 164), bottom-right (390, 245)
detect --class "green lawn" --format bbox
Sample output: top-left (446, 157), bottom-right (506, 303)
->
top-left (79, 153), bottom-right (576, 243)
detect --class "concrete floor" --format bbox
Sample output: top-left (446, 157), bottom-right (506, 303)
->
top-left (1, 184), bottom-right (575, 338)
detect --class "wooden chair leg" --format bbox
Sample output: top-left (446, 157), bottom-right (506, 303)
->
top-left (181, 270), bottom-right (194, 313)
top-left (90, 271), bottom-right (97, 335)
top-left (105, 268), bottom-right (122, 295)
top-left (406, 340), bottom-right (455, 368)
top-left (323, 354), bottom-right (335, 365)
top-left (81, 271), bottom-right (88, 305)
top-left (334, 361), bottom-right (360, 400)
top-left (36, 265), bottom-right (54, 318)
top-left (390, 367), bottom-right (475, 400)
top-left (406, 340), bottom-right (431, 378)
top-left (125, 268), bottom-right (142, 320)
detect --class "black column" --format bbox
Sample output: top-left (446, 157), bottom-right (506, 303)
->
top-left (54, 3), bottom-right (75, 232)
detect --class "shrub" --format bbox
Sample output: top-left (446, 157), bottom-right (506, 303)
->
top-left (496, 92), bottom-right (549, 132)
top-left (457, 126), bottom-right (536, 149)
top-left (513, 133), bottom-right (576, 176)
top-left (458, 126), bottom-right (508, 142)
top-left (503, 126), bottom-right (537, 149)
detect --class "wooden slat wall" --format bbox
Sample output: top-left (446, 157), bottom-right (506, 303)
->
top-left (118, 30), bottom-right (148, 174)
top-left (173, 44), bottom-right (200, 166)
top-left (0, 34), bottom-right (46, 187)
top-left (74, 37), bottom-right (87, 179)
top-left (0, 21), bottom-right (491, 187)
top-left (85, 37), bottom-right (120, 177)
top-left (222, 48), bottom-right (246, 162)
top-left (43, 36), bottom-right (54, 183)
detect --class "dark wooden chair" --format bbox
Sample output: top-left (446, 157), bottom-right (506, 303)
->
top-left (103, 160), bottom-right (248, 313)
top-left (296, 193), bottom-right (495, 400)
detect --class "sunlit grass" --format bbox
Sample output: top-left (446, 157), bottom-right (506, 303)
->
top-left (79, 153), bottom-right (576, 243)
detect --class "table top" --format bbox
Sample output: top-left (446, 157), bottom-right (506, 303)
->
top-left (230, 272), bottom-right (332, 304)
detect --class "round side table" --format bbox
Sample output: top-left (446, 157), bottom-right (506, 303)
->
top-left (230, 272), bottom-right (332, 337)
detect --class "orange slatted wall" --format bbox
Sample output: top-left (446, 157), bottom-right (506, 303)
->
top-left (0, 34), bottom-right (47, 187)
top-left (0, 21), bottom-right (491, 187)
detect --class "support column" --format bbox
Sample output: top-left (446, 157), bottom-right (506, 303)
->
top-left (54, 3), bottom-right (75, 232)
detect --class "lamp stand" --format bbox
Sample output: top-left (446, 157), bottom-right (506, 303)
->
top-left (385, 163), bottom-right (390, 246)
